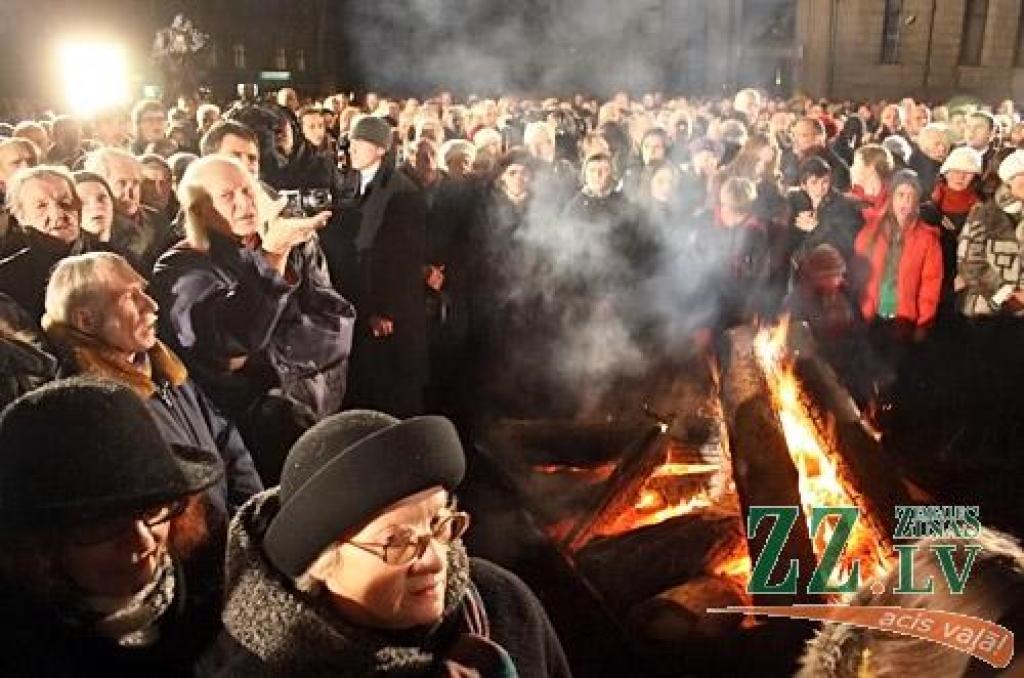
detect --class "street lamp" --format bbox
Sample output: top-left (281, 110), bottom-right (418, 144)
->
top-left (58, 41), bottom-right (130, 116)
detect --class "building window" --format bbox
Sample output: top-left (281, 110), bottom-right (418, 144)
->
top-left (296, 49), bottom-right (306, 73)
top-left (233, 43), bottom-right (246, 70)
top-left (880, 0), bottom-right (903, 64)
top-left (960, 0), bottom-right (989, 66)
top-left (275, 48), bottom-right (287, 70)
top-left (208, 43), bottom-right (218, 69)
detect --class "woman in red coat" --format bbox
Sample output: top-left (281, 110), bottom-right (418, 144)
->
top-left (854, 169), bottom-right (943, 347)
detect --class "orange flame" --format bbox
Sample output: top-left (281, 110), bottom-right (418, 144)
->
top-left (754, 319), bottom-right (891, 587)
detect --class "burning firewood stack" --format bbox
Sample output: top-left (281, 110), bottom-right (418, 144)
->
top-left (480, 316), bottom-right (909, 660)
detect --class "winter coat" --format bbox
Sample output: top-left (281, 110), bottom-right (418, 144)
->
top-left (562, 190), bottom-right (641, 256)
top-left (908, 149), bottom-right (942, 198)
top-left (320, 160), bottom-right (428, 418)
top-left (705, 210), bottom-right (775, 328)
top-left (0, 298), bottom-right (57, 410)
top-left (853, 213), bottom-right (943, 327)
top-left (151, 230), bottom-right (354, 423)
top-left (786, 188), bottom-right (864, 270)
top-left (781, 146), bottom-right (852, 193)
top-left (0, 227), bottom-right (105, 320)
top-left (424, 176), bottom-right (482, 351)
top-left (957, 187), bottom-right (1024, 316)
top-left (111, 206), bottom-right (173, 276)
top-left (468, 188), bottom-right (582, 418)
top-left (45, 322), bottom-right (263, 519)
top-left (200, 490), bottom-right (572, 677)
top-left (0, 559), bottom-right (220, 678)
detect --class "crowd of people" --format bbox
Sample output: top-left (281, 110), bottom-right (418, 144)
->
top-left (1, 83), bottom-right (1024, 676)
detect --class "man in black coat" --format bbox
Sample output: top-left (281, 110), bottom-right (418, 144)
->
top-left (320, 116), bottom-right (429, 417)
top-left (780, 117), bottom-right (851, 192)
top-left (0, 165), bottom-right (105, 320)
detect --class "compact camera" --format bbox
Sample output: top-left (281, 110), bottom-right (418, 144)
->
top-left (279, 188), bottom-right (333, 218)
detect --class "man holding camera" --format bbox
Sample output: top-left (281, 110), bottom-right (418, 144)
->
top-left (320, 115), bottom-right (429, 418)
top-left (158, 122), bottom-right (356, 485)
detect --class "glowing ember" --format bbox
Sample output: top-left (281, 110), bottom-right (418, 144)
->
top-left (592, 449), bottom-right (716, 537)
top-left (754, 319), bottom-right (892, 586)
top-left (533, 463), bottom-right (615, 483)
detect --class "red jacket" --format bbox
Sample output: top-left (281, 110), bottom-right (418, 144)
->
top-left (854, 214), bottom-right (943, 327)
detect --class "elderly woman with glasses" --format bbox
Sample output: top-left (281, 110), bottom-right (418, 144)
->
top-left (206, 410), bottom-right (571, 677)
top-left (0, 378), bottom-right (224, 676)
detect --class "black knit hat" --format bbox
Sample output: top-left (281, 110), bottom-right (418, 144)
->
top-left (263, 410), bottom-right (466, 577)
top-left (0, 378), bottom-right (223, 533)
top-left (350, 115), bottom-right (393, 151)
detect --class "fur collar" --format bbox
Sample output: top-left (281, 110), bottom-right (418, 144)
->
top-left (221, 490), bottom-right (473, 676)
top-left (796, 621), bottom-right (867, 678)
top-left (44, 322), bottom-right (187, 399)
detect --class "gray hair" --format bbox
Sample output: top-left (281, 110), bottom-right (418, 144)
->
top-left (42, 252), bottom-right (138, 328)
top-left (176, 154), bottom-right (255, 249)
top-left (82, 146), bottom-right (142, 180)
top-left (439, 139), bottom-right (476, 173)
top-left (523, 121), bottom-right (555, 148)
top-left (293, 543), bottom-right (342, 596)
top-left (918, 123), bottom-right (952, 148)
top-left (6, 165), bottom-right (77, 223)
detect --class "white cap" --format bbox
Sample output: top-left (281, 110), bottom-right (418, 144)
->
top-left (940, 146), bottom-right (983, 176)
top-left (998, 149), bottom-right (1024, 183)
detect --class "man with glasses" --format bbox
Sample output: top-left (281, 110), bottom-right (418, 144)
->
top-left (208, 409), bottom-right (571, 676)
top-left (0, 378), bottom-right (224, 675)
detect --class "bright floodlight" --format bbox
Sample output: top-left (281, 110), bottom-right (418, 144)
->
top-left (59, 41), bottom-right (130, 116)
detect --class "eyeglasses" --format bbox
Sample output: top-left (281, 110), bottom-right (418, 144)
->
top-left (348, 510), bottom-right (471, 566)
top-left (69, 499), bottom-right (188, 546)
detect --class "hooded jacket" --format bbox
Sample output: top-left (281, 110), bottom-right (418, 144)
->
top-left (202, 490), bottom-right (571, 677)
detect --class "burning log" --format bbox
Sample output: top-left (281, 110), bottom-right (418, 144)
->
top-left (626, 575), bottom-right (748, 642)
top-left (574, 510), bottom-right (745, 612)
top-left (720, 326), bottom-right (821, 604)
top-left (787, 321), bottom-right (909, 544)
top-left (561, 425), bottom-right (668, 551)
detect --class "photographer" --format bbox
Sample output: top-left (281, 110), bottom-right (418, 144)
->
top-left (151, 155), bottom-right (355, 485)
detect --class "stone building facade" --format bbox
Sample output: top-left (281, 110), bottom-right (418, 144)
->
top-left (794, 0), bottom-right (1024, 102)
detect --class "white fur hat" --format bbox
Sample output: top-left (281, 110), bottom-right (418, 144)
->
top-left (998, 149), bottom-right (1024, 183)
top-left (940, 146), bottom-right (983, 175)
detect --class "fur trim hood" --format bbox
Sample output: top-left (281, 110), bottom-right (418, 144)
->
top-left (218, 489), bottom-right (472, 676)
top-left (796, 621), bottom-right (868, 678)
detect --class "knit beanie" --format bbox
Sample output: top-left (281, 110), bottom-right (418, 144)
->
top-left (350, 115), bottom-right (393, 151)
